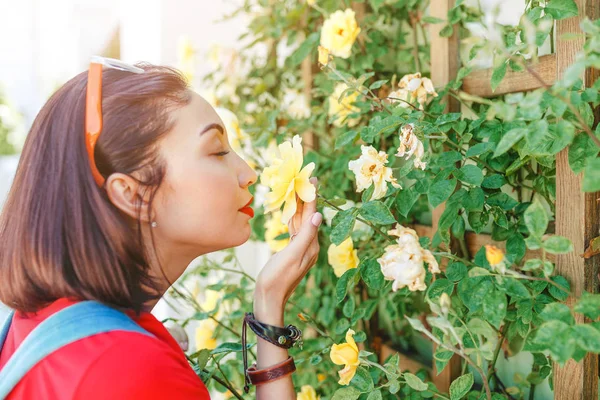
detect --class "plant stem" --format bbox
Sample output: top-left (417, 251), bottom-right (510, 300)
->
top-left (211, 354), bottom-right (240, 398)
top-left (487, 323), bottom-right (508, 384)
top-left (201, 368), bottom-right (244, 400)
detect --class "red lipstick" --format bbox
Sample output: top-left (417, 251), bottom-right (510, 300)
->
top-left (239, 197), bottom-right (254, 218)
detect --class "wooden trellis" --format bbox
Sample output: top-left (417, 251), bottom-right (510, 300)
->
top-left (427, 0), bottom-right (600, 398)
top-left (299, 0), bottom-right (599, 397)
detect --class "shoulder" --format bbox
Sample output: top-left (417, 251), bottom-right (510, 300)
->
top-left (73, 331), bottom-right (210, 399)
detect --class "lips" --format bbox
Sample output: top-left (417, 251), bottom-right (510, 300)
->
top-left (239, 196), bottom-right (254, 218)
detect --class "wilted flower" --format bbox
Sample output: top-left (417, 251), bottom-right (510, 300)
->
top-left (328, 237), bottom-right (359, 278)
top-left (396, 124), bottom-right (426, 170)
top-left (387, 72), bottom-right (438, 109)
top-left (348, 145), bottom-right (400, 200)
top-left (328, 83), bottom-right (360, 127)
top-left (330, 329), bottom-right (360, 385)
top-left (261, 135), bottom-right (316, 224)
top-left (264, 210), bottom-right (290, 252)
top-left (297, 385), bottom-right (320, 400)
top-left (318, 45), bottom-right (331, 68)
top-left (439, 293), bottom-right (452, 315)
top-left (283, 89), bottom-right (311, 119)
top-left (377, 224), bottom-right (440, 291)
top-left (320, 9), bottom-right (361, 59)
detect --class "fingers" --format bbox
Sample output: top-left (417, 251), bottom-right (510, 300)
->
top-left (288, 211), bottom-right (322, 260)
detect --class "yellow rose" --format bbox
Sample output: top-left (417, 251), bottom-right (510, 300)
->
top-left (261, 135), bottom-right (316, 224)
top-left (264, 210), bottom-right (290, 252)
top-left (328, 83), bottom-right (360, 127)
top-left (195, 319), bottom-right (217, 350)
top-left (328, 237), bottom-right (359, 277)
top-left (297, 385), bottom-right (320, 400)
top-left (348, 145), bottom-right (401, 200)
top-left (320, 9), bottom-right (361, 59)
top-left (330, 329), bottom-right (360, 385)
top-left (485, 245), bottom-right (504, 265)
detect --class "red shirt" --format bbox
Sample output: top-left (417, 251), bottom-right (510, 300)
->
top-left (0, 298), bottom-right (210, 399)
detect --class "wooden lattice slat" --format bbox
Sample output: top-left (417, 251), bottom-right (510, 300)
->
top-left (553, 0), bottom-right (600, 398)
top-left (462, 54), bottom-right (557, 97)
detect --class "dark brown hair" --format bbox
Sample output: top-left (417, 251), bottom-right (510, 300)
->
top-left (0, 64), bottom-right (192, 313)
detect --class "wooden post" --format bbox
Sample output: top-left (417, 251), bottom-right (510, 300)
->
top-left (553, 0), bottom-right (600, 398)
top-left (429, 0), bottom-right (462, 392)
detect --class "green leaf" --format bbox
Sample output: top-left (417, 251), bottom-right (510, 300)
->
top-left (444, 263), bottom-right (466, 283)
top-left (428, 179), bottom-right (457, 208)
top-left (335, 130), bottom-right (359, 150)
top-left (482, 174), bottom-right (506, 189)
top-left (491, 63), bottom-right (507, 92)
top-left (336, 268), bottom-right (358, 303)
top-left (286, 32), bottom-right (319, 67)
top-left (196, 349), bottom-right (211, 370)
top-left (366, 390), bottom-right (383, 400)
top-left (583, 157), bottom-right (600, 192)
top-left (493, 128), bottom-right (527, 158)
top-left (545, 0), bottom-right (578, 19)
top-left (331, 386), bottom-right (361, 400)
top-left (427, 278), bottom-right (454, 300)
top-left (331, 208), bottom-right (357, 245)
top-left (422, 16), bottom-right (445, 24)
top-left (449, 373), bottom-right (474, 400)
top-left (573, 324), bottom-right (600, 352)
top-left (549, 276), bottom-right (570, 301)
top-left (395, 187), bottom-right (419, 217)
top-left (350, 366), bottom-right (374, 392)
top-left (543, 236), bottom-right (574, 254)
top-left (533, 320), bottom-right (576, 363)
top-left (524, 199), bottom-right (549, 238)
top-left (574, 292), bottom-right (600, 319)
top-left (568, 134), bottom-right (599, 174)
top-left (360, 258), bottom-right (385, 290)
top-left (540, 303), bottom-right (575, 324)
top-left (504, 278), bottom-right (531, 299)
top-left (369, 80), bottom-right (388, 90)
top-left (360, 201), bottom-right (396, 225)
top-left (483, 289), bottom-right (507, 329)
top-left (335, 318), bottom-right (351, 335)
top-left (466, 142), bottom-right (495, 157)
top-left (455, 165), bottom-right (484, 186)
top-left (404, 372), bottom-right (428, 391)
top-left (210, 342), bottom-right (244, 354)
top-left (439, 24), bottom-right (454, 37)
top-left (464, 187), bottom-right (484, 211)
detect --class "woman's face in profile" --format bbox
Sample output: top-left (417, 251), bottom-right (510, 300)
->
top-left (151, 91), bottom-right (257, 260)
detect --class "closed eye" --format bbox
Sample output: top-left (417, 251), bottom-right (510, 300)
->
top-left (215, 151), bottom-right (230, 157)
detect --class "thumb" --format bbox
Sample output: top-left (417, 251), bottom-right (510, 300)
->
top-left (288, 211), bottom-right (322, 252)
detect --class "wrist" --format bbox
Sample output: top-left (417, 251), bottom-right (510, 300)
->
top-left (253, 293), bottom-right (284, 326)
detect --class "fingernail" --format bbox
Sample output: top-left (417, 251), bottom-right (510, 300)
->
top-left (311, 212), bottom-right (322, 227)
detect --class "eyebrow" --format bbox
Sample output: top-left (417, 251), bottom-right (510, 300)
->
top-left (199, 123), bottom-right (225, 136)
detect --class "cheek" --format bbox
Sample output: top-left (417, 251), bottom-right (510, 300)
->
top-left (156, 159), bottom-right (248, 246)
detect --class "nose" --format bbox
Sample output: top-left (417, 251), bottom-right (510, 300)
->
top-left (239, 158), bottom-right (258, 188)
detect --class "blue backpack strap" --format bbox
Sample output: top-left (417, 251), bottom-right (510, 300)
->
top-left (0, 301), bottom-right (154, 399)
top-left (0, 311), bottom-right (15, 353)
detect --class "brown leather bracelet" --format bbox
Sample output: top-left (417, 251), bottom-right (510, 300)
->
top-left (245, 357), bottom-right (296, 392)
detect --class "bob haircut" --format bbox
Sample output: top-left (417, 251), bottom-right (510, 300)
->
top-left (0, 64), bottom-right (192, 314)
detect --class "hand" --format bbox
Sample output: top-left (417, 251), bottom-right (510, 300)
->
top-left (254, 178), bottom-right (321, 322)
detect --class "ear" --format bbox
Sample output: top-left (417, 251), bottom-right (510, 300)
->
top-left (105, 172), bottom-right (152, 222)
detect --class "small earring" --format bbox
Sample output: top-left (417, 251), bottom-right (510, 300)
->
top-left (151, 221), bottom-right (158, 228)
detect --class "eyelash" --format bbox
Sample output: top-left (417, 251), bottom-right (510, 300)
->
top-left (215, 151), bottom-right (230, 157)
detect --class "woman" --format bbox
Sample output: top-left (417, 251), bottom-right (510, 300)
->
top-left (0, 59), bottom-right (322, 399)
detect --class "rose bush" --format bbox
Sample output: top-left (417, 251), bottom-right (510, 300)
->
top-left (168, 1), bottom-right (600, 399)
